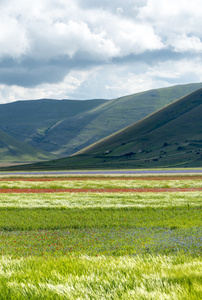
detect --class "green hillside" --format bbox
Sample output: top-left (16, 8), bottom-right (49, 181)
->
top-left (0, 98), bottom-right (107, 154)
top-left (74, 88), bottom-right (202, 168)
top-left (1, 83), bottom-right (202, 157)
top-left (33, 83), bottom-right (202, 156)
top-left (13, 88), bottom-right (201, 170)
top-left (0, 129), bottom-right (55, 165)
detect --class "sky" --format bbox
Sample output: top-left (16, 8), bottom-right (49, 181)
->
top-left (0, 0), bottom-right (202, 103)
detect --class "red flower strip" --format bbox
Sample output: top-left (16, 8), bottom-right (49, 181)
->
top-left (0, 188), bottom-right (202, 193)
top-left (0, 176), bottom-right (201, 181)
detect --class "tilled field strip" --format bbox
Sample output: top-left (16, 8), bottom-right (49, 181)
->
top-left (0, 188), bottom-right (202, 193)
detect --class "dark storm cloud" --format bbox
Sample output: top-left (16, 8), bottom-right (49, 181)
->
top-left (0, 52), bottom-right (110, 87)
top-left (0, 58), bottom-right (66, 87)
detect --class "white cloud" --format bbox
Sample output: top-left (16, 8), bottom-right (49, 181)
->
top-left (0, 0), bottom-right (164, 61)
top-left (113, 20), bottom-right (164, 55)
top-left (0, 15), bottom-right (30, 58)
top-left (0, 0), bottom-right (202, 103)
top-left (116, 7), bottom-right (124, 15)
top-left (90, 57), bottom-right (202, 98)
top-left (5, 0), bottom-right (202, 63)
top-left (138, 0), bottom-right (202, 24)
top-left (138, 0), bottom-right (202, 41)
top-left (147, 58), bottom-right (202, 82)
top-left (27, 19), bottom-right (120, 61)
top-left (170, 35), bottom-right (202, 53)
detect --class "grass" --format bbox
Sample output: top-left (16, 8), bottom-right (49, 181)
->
top-left (0, 191), bottom-right (201, 208)
top-left (0, 204), bottom-right (201, 230)
top-left (0, 129), bottom-right (55, 163)
top-left (0, 178), bottom-right (202, 189)
top-left (0, 174), bottom-right (201, 299)
top-left (1, 223), bottom-right (201, 257)
top-left (0, 255), bottom-right (201, 299)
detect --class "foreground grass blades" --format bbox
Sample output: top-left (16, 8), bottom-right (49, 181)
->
top-left (0, 255), bottom-right (201, 299)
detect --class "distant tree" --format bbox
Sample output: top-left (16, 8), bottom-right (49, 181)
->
top-left (177, 146), bottom-right (184, 151)
top-left (125, 152), bottom-right (134, 157)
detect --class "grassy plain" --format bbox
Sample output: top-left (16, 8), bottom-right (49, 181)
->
top-left (0, 174), bottom-right (201, 299)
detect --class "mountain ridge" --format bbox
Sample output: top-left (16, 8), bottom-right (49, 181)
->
top-left (1, 82), bottom-right (202, 158)
top-left (74, 88), bottom-right (202, 156)
top-left (4, 87), bottom-right (202, 170)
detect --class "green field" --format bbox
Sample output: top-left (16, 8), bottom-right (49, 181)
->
top-left (0, 178), bottom-right (202, 189)
top-left (0, 174), bottom-right (201, 299)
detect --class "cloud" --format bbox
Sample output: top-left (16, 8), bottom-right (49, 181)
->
top-left (78, 0), bottom-right (147, 17)
top-left (0, 0), bottom-right (202, 103)
top-left (0, 68), bottom-right (92, 103)
top-left (0, 0), bottom-right (164, 61)
top-left (138, 0), bottom-right (202, 41)
top-left (0, 15), bottom-right (30, 58)
top-left (2, 57), bottom-right (202, 103)
top-left (170, 35), bottom-right (202, 53)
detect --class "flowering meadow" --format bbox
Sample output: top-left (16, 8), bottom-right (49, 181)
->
top-left (0, 173), bottom-right (201, 299)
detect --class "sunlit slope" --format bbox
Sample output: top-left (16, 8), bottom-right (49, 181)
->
top-left (0, 129), bottom-right (55, 163)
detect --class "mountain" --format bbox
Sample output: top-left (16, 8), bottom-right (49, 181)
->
top-left (72, 88), bottom-right (202, 168)
top-left (0, 98), bottom-right (107, 156)
top-left (0, 129), bottom-right (55, 165)
top-left (1, 82), bottom-right (202, 158)
top-left (15, 87), bottom-right (202, 170)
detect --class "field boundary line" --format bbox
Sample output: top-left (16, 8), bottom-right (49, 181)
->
top-left (0, 187), bottom-right (202, 193)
